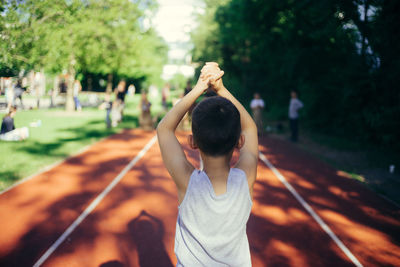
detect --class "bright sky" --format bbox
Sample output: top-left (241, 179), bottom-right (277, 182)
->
top-left (153, 0), bottom-right (204, 43)
top-left (153, 0), bottom-right (205, 79)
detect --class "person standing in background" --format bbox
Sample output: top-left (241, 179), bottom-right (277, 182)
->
top-left (4, 78), bottom-right (14, 111)
top-left (99, 93), bottom-right (113, 128)
top-left (140, 90), bottom-right (153, 130)
top-left (250, 92), bottom-right (265, 135)
top-left (288, 90), bottom-right (304, 142)
top-left (13, 79), bottom-right (25, 109)
top-left (161, 83), bottom-right (170, 111)
top-left (115, 80), bottom-right (126, 121)
top-left (128, 84), bottom-right (136, 95)
top-left (73, 79), bottom-right (82, 111)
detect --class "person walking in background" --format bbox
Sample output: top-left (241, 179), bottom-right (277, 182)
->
top-left (59, 77), bottom-right (67, 93)
top-left (250, 92), bottom-right (265, 135)
top-left (13, 79), bottom-right (25, 109)
top-left (73, 79), bottom-right (82, 111)
top-left (99, 93), bottom-right (113, 128)
top-left (288, 90), bottom-right (304, 142)
top-left (139, 90), bottom-right (152, 130)
top-left (115, 80), bottom-right (126, 121)
top-left (128, 84), bottom-right (136, 95)
top-left (4, 78), bottom-right (14, 111)
top-left (161, 83), bottom-right (170, 111)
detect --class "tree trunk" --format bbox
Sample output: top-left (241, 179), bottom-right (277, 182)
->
top-left (51, 75), bottom-right (59, 108)
top-left (106, 73), bottom-right (113, 93)
top-left (65, 57), bottom-right (76, 112)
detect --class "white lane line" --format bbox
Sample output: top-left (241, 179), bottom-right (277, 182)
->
top-left (258, 152), bottom-right (363, 267)
top-left (33, 135), bottom-right (157, 267)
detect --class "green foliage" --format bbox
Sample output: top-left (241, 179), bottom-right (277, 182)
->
top-left (192, 0), bottom-right (400, 150)
top-left (168, 73), bottom-right (187, 90)
top-left (0, 0), bottom-right (167, 85)
top-left (191, 0), bottom-right (229, 65)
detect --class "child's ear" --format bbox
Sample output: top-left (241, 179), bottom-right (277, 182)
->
top-left (236, 134), bottom-right (245, 150)
top-left (188, 134), bottom-right (198, 150)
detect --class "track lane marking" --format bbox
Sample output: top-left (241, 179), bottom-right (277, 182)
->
top-left (33, 135), bottom-right (157, 267)
top-left (259, 152), bottom-right (363, 267)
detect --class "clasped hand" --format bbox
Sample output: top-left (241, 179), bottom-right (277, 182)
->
top-left (196, 62), bottom-right (225, 92)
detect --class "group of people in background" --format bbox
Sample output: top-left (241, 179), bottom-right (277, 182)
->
top-left (1, 72), bottom-right (84, 111)
top-left (100, 80), bottom-right (128, 128)
top-left (1, 77), bottom-right (27, 110)
top-left (99, 79), bottom-right (154, 130)
top-left (1, 72), bottom-right (304, 141)
top-left (163, 80), bottom-right (305, 142)
top-left (0, 71), bottom-right (47, 110)
top-left (250, 90), bottom-right (303, 142)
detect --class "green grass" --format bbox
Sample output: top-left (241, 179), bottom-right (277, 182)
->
top-left (0, 93), bottom-right (164, 192)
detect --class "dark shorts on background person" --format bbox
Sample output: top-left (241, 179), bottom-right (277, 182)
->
top-left (290, 118), bottom-right (298, 142)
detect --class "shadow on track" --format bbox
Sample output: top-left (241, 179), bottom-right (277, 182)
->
top-left (127, 210), bottom-right (173, 267)
top-left (99, 260), bottom-right (124, 267)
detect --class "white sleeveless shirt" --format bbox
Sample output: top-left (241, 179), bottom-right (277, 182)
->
top-left (175, 168), bottom-right (253, 266)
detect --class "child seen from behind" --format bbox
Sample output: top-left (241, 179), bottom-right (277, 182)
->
top-left (157, 62), bottom-right (258, 266)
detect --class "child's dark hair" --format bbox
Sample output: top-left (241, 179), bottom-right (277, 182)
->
top-left (192, 96), bottom-right (241, 156)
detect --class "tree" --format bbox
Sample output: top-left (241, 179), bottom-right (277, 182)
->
top-left (192, 0), bottom-right (399, 149)
top-left (0, 0), bottom-right (167, 110)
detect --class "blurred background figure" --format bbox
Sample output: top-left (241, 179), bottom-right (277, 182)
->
top-left (0, 106), bottom-right (29, 141)
top-left (33, 71), bottom-right (45, 108)
top-left (99, 93), bottom-right (113, 128)
top-left (139, 91), bottom-right (152, 130)
top-left (288, 90), bottom-right (304, 142)
top-left (149, 85), bottom-right (159, 99)
top-left (128, 84), bottom-right (136, 96)
top-left (59, 76), bottom-right (67, 94)
top-left (161, 83), bottom-right (170, 111)
top-left (13, 79), bottom-right (25, 109)
top-left (250, 92), bottom-right (265, 135)
top-left (73, 79), bottom-right (82, 111)
top-left (115, 80), bottom-right (127, 121)
top-left (184, 80), bottom-right (192, 96)
top-left (4, 78), bottom-right (14, 111)
top-left (111, 100), bottom-right (121, 128)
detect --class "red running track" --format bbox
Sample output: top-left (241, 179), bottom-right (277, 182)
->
top-left (0, 129), bottom-right (399, 266)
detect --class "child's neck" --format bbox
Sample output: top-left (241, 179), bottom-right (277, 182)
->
top-left (201, 152), bottom-right (233, 196)
top-left (201, 152), bottom-right (232, 181)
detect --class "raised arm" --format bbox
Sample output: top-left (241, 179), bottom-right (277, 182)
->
top-left (205, 63), bottom-right (258, 190)
top-left (157, 70), bottom-right (221, 202)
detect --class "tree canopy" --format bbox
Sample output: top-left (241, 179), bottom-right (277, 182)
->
top-left (192, 0), bottom-right (400, 149)
top-left (0, 0), bottom-right (167, 86)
